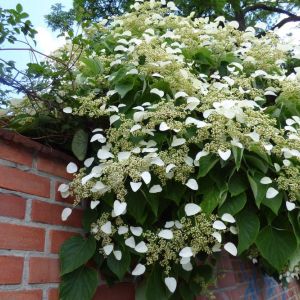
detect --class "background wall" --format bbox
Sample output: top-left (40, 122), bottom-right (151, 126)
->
top-left (0, 129), bottom-right (299, 300)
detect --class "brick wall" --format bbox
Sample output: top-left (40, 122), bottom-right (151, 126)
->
top-left (0, 129), bottom-right (299, 300)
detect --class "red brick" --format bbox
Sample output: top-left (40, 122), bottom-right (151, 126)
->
top-left (48, 288), bottom-right (59, 300)
top-left (55, 181), bottom-right (74, 204)
top-left (0, 165), bottom-right (50, 197)
top-left (0, 140), bottom-right (33, 166)
top-left (0, 193), bottom-right (26, 219)
top-left (0, 223), bottom-right (45, 251)
top-left (0, 256), bottom-right (23, 284)
top-left (93, 283), bottom-right (135, 300)
top-left (0, 290), bottom-right (42, 300)
top-left (31, 200), bottom-right (82, 228)
top-left (37, 154), bottom-right (74, 179)
top-left (29, 257), bottom-right (60, 283)
top-left (49, 230), bottom-right (79, 253)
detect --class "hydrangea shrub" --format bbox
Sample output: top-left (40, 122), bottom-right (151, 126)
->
top-left (57, 1), bottom-right (300, 299)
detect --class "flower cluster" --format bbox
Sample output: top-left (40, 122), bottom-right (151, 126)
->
top-left (58, 0), bottom-right (300, 298)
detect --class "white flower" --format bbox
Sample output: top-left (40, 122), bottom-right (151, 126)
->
top-left (103, 244), bottom-right (114, 255)
top-left (132, 263), bottom-right (146, 276)
top-left (165, 277), bottom-right (177, 293)
top-left (66, 162), bottom-right (78, 174)
top-left (149, 185), bottom-right (162, 193)
top-left (90, 200), bottom-right (100, 209)
top-left (260, 177), bottom-right (272, 184)
top-left (266, 187), bottom-right (279, 199)
top-left (61, 207), bottom-right (72, 221)
top-left (113, 200), bottom-right (127, 216)
top-left (286, 201), bottom-right (296, 211)
top-left (63, 107), bottom-right (72, 114)
top-left (213, 220), bottom-right (226, 230)
top-left (141, 171), bottom-right (151, 184)
top-left (101, 221), bottom-right (112, 234)
top-left (221, 213), bottom-right (235, 223)
top-left (224, 242), bottom-right (237, 256)
top-left (158, 229), bottom-right (173, 240)
top-left (135, 241), bottom-right (148, 253)
top-left (125, 236), bottom-right (136, 248)
top-left (179, 247), bottom-right (193, 258)
top-left (218, 149), bottom-right (231, 161)
top-left (150, 88), bottom-right (164, 98)
top-left (185, 179), bottom-right (198, 190)
top-left (130, 226), bottom-right (143, 236)
top-left (97, 149), bottom-right (114, 160)
top-left (171, 136), bottom-right (186, 147)
top-left (159, 122), bottom-right (170, 131)
top-left (185, 203), bottom-right (201, 216)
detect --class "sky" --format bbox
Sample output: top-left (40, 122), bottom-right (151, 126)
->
top-left (1, 0), bottom-right (73, 69)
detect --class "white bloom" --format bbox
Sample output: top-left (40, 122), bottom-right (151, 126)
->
top-left (185, 203), bottom-right (201, 216)
top-left (165, 277), bottom-right (177, 293)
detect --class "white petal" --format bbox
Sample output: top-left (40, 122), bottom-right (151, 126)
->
top-left (166, 164), bottom-right (176, 173)
top-left (61, 208), bottom-right (72, 221)
top-left (221, 213), bottom-right (235, 223)
top-left (179, 247), bottom-right (193, 258)
top-left (150, 88), bottom-right (164, 98)
top-left (230, 226), bottom-right (238, 235)
top-left (164, 277), bottom-right (177, 293)
top-left (151, 157), bottom-right (164, 166)
top-left (63, 107), bottom-right (72, 114)
top-left (149, 185), bottom-right (162, 193)
top-left (130, 226), bottom-right (143, 236)
top-left (97, 149), bottom-right (114, 160)
top-left (213, 220), bottom-right (226, 230)
top-left (224, 242), bottom-right (237, 256)
top-left (175, 91), bottom-right (188, 99)
top-left (135, 241), bottom-right (148, 253)
top-left (195, 150), bottom-right (209, 161)
top-left (246, 132), bottom-right (260, 142)
top-left (182, 262), bottom-right (193, 271)
top-left (113, 250), bottom-right (122, 260)
top-left (212, 232), bottom-right (222, 243)
top-left (126, 68), bottom-right (138, 75)
top-left (175, 221), bottom-right (183, 229)
top-left (113, 200), bottom-right (127, 216)
top-left (218, 149), bottom-right (231, 161)
top-left (185, 178), bottom-right (198, 191)
top-left (132, 263), bottom-right (146, 276)
top-left (130, 181), bottom-right (142, 192)
top-left (130, 124), bottom-right (142, 133)
top-left (185, 203), bottom-right (201, 216)
top-left (159, 122), bottom-right (170, 131)
top-left (260, 177), bottom-right (272, 184)
top-left (66, 162), bottom-right (78, 174)
top-left (266, 187), bottom-right (279, 199)
top-left (110, 115), bottom-right (120, 125)
top-left (165, 221), bottom-right (175, 228)
top-left (118, 151), bottom-right (131, 161)
top-left (90, 200), bottom-right (100, 209)
top-left (101, 221), bottom-right (112, 234)
top-left (141, 171), bottom-right (151, 184)
top-left (125, 236), bottom-right (136, 248)
top-left (103, 244), bottom-right (114, 255)
top-left (158, 229), bottom-right (173, 240)
top-left (286, 201), bottom-right (296, 211)
top-left (171, 136), bottom-right (186, 147)
top-left (91, 133), bottom-right (106, 143)
top-left (212, 243), bottom-right (222, 252)
top-left (118, 226), bottom-right (128, 235)
top-left (84, 157), bottom-right (94, 168)
top-left (58, 183), bottom-right (69, 193)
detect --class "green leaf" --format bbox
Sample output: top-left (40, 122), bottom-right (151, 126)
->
top-left (163, 181), bottom-right (186, 205)
top-left (261, 192), bottom-right (283, 215)
top-left (244, 154), bottom-right (268, 174)
top-left (236, 209), bottom-right (260, 254)
top-left (197, 154), bottom-right (218, 178)
top-left (115, 80), bottom-right (134, 98)
top-left (256, 226), bottom-right (297, 271)
top-left (126, 191), bottom-right (147, 225)
top-left (218, 192), bottom-right (247, 216)
top-left (201, 188), bottom-right (220, 214)
top-left (60, 236), bottom-right (96, 276)
top-left (136, 280), bottom-right (147, 300)
top-left (16, 4), bottom-right (23, 12)
top-left (107, 249), bottom-right (130, 280)
top-left (72, 129), bottom-right (88, 161)
top-left (247, 173), bottom-right (268, 207)
top-left (60, 266), bottom-right (98, 300)
top-left (146, 264), bottom-right (168, 300)
top-left (80, 57), bottom-right (103, 76)
top-left (82, 208), bottom-right (99, 232)
top-left (232, 147), bottom-right (243, 170)
top-left (228, 173), bottom-right (247, 196)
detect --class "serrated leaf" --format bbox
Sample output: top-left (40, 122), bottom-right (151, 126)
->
top-left (256, 226), bottom-right (297, 271)
top-left (236, 209), bottom-right (260, 254)
top-left (60, 266), bottom-right (98, 300)
top-left (72, 129), bottom-right (88, 161)
top-left (60, 236), bottom-right (96, 275)
top-left (81, 57), bottom-right (103, 76)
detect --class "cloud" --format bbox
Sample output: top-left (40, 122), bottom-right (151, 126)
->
top-left (35, 26), bottom-right (66, 55)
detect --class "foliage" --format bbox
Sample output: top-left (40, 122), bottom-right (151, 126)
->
top-left (2, 0), bottom-right (300, 299)
top-left (45, 0), bottom-right (300, 32)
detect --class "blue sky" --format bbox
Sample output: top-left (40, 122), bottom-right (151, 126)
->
top-left (1, 0), bottom-right (73, 70)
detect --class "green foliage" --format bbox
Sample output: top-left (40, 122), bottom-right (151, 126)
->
top-left (60, 236), bottom-right (96, 276)
top-left (72, 129), bottom-right (89, 161)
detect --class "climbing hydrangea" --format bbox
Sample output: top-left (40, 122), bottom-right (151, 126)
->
top-left (58, 0), bottom-right (300, 298)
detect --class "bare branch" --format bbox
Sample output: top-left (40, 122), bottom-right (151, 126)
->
top-left (244, 4), bottom-right (297, 17)
top-left (272, 15), bottom-right (300, 29)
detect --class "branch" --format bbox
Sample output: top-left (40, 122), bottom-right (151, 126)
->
top-left (272, 15), bottom-right (300, 29)
top-left (0, 48), bottom-right (67, 67)
top-left (244, 4), bottom-right (296, 17)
